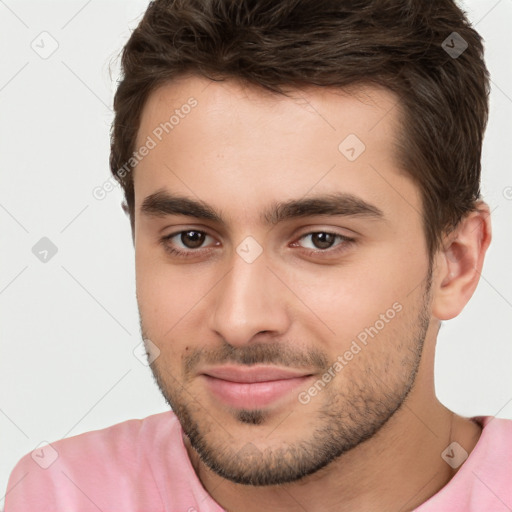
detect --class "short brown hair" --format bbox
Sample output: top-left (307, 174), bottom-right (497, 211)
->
top-left (110, 0), bottom-right (490, 256)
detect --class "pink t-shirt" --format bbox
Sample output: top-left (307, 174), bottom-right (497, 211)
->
top-left (4, 412), bottom-right (512, 511)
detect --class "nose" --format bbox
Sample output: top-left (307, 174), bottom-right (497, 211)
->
top-left (208, 250), bottom-right (291, 347)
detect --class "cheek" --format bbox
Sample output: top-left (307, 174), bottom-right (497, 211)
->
top-left (136, 269), bottom-right (189, 377)
top-left (290, 244), bottom-right (425, 345)
top-left (135, 249), bottom-right (215, 354)
top-left (135, 246), bottom-right (182, 338)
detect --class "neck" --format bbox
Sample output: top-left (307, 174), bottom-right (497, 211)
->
top-left (185, 397), bottom-right (482, 512)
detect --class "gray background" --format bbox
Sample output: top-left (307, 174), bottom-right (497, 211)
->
top-left (1, 0), bottom-right (511, 503)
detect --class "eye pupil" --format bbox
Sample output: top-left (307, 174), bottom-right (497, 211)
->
top-left (181, 231), bottom-right (205, 248)
top-left (312, 232), bottom-right (335, 249)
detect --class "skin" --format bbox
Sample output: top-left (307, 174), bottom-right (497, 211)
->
top-left (132, 75), bottom-right (491, 512)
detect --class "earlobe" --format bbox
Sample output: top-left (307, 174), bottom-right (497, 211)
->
top-left (431, 202), bottom-right (492, 320)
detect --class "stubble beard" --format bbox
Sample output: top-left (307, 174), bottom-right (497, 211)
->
top-left (143, 271), bottom-right (432, 486)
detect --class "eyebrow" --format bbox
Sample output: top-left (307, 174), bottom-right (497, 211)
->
top-left (140, 189), bottom-right (384, 225)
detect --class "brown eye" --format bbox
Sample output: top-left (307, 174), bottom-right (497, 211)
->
top-left (299, 232), bottom-right (341, 250)
top-left (160, 230), bottom-right (216, 257)
top-left (293, 231), bottom-right (356, 257)
top-left (310, 232), bottom-right (336, 249)
top-left (180, 230), bottom-right (206, 249)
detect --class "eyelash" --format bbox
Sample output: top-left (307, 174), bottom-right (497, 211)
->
top-left (159, 230), bottom-right (355, 259)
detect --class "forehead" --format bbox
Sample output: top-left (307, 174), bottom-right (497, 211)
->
top-left (133, 75), bottom-right (416, 227)
top-left (137, 76), bottom-right (402, 145)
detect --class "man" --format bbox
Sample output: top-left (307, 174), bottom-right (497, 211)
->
top-left (5, 0), bottom-right (511, 510)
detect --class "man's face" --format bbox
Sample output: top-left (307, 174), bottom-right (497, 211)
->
top-left (133, 76), bottom-right (435, 485)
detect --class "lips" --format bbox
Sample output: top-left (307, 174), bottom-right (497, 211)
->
top-left (201, 365), bottom-right (314, 410)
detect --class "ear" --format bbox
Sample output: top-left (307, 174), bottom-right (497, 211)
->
top-left (121, 200), bottom-right (135, 247)
top-left (431, 201), bottom-right (492, 320)
top-left (121, 199), bottom-right (130, 216)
